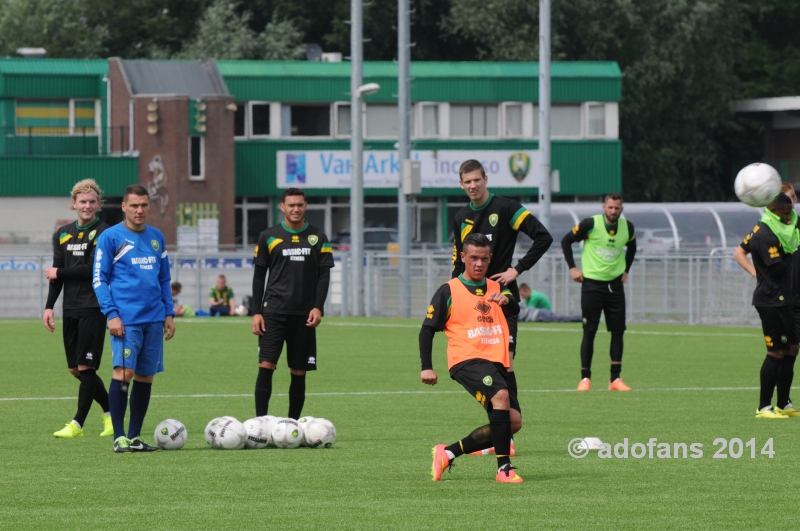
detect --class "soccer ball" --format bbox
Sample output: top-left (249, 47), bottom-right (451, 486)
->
top-left (271, 418), bottom-right (303, 449)
top-left (205, 417), bottom-right (226, 448)
top-left (735, 163), bottom-right (782, 207)
top-left (297, 416), bottom-right (316, 447)
top-left (259, 415), bottom-right (280, 446)
top-left (304, 418), bottom-right (336, 449)
top-left (154, 419), bottom-right (187, 450)
top-left (216, 418), bottom-right (247, 450)
top-left (243, 417), bottom-right (270, 449)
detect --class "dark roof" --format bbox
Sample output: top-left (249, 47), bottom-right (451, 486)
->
top-left (120, 59), bottom-right (229, 98)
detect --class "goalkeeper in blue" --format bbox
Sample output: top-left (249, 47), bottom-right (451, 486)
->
top-left (93, 184), bottom-right (176, 453)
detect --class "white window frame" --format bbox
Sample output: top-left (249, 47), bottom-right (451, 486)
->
top-left (415, 102), bottom-right (441, 139)
top-left (447, 104), bottom-right (500, 139)
top-left (248, 101), bottom-right (274, 139)
top-left (333, 101), bottom-right (353, 138)
top-left (188, 135), bottom-right (205, 181)
top-left (584, 102), bottom-right (607, 139)
top-left (69, 99), bottom-right (102, 136)
top-left (279, 103), bottom-right (334, 139)
top-left (500, 102), bottom-right (525, 139)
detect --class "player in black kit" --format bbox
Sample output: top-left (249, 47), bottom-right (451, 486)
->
top-left (451, 159), bottom-right (553, 452)
top-left (43, 179), bottom-right (112, 438)
top-left (251, 188), bottom-right (335, 419)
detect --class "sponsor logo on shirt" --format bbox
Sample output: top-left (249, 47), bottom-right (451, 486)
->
top-left (426, 305), bottom-right (434, 319)
top-left (292, 235), bottom-right (300, 243)
top-left (769, 246), bottom-right (780, 259)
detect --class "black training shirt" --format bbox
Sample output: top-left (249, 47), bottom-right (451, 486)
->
top-left (740, 221), bottom-right (793, 307)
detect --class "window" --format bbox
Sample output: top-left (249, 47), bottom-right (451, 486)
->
top-left (503, 103), bottom-right (523, 137)
top-left (450, 105), bottom-right (498, 137)
top-left (587, 103), bottom-right (605, 136)
top-left (234, 103), bottom-right (246, 137)
top-left (366, 104), bottom-right (399, 138)
top-left (281, 105), bottom-right (330, 136)
top-left (15, 99), bottom-right (98, 135)
top-left (189, 136), bottom-right (204, 180)
top-left (418, 103), bottom-right (439, 137)
top-left (551, 105), bottom-right (581, 137)
top-left (251, 103), bottom-right (271, 136)
top-left (335, 103), bottom-right (351, 136)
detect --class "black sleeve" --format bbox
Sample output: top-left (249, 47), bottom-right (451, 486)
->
top-left (512, 207), bottom-right (553, 273)
top-left (314, 266), bottom-right (331, 312)
top-left (452, 218), bottom-right (463, 278)
top-left (502, 295), bottom-right (520, 317)
top-left (625, 220), bottom-right (637, 273)
top-left (419, 284), bottom-right (451, 371)
top-left (561, 218), bottom-right (594, 269)
top-left (752, 232), bottom-right (784, 268)
top-left (56, 264), bottom-right (92, 280)
top-left (251, 233), bottom-right (270, 314)
top-left (45, 231), bottom-right (64, 310)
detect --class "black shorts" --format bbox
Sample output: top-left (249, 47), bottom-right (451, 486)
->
top-left (756, 306), bottom-right (798, 352)
top-left (581, 278), bottom-right (626, 333)
top-left (450, 360), bottom-right (520, 413)
top-left (62, 311), bottom-right (106, 369)
top-left (258, 313), bottom-right (317, 371)
top-left (793, 305), bottom-right (800, 340)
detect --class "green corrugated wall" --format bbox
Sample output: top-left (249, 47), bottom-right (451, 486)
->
top-left (235, 139), bottom-right (621, 197)
top-left (0, 156), bottom-right (138, 196)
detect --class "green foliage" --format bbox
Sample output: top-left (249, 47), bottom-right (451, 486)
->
top-left (0, 0), bottom-right (108, 58)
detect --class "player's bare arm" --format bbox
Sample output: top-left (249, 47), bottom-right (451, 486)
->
top-left (734, 246), bottom-right (756, 277)
top-left (421, 369), bottom-right (438, 386)
top-left (164, 315), bottom-right (176, 340)
top-left (307, 308), bottom-right (322, 328)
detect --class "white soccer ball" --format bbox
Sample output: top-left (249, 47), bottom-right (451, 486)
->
top-left (735, 163), bottom-right (782, 207)
top-left (216, 418), bottom-right (247, 450)
top-left (271, 418), bottom-right (303, 449)
top-left (304, 418), bottom-right (336, 449)
top-left (243, 417), bottom-right (270, 449)
top-left (205, 417), bottom-right (226, 448)
top-left (297, 416), bottom-right (316, 447)
top-left (154, 419), bottom-right (187, 450)
top-left (260, 415), bottom-right (280, 446)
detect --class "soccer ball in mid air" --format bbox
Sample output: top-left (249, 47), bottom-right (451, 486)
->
top-left (216, 418), bottom-right (247, 450)
top-left (304, 418), bottom-right (336, 449)
top-left (154, 419), bottom-right (187, 450)
top-left (734, 163), bottom-right (782, 207)
top-left (243, 417), bottom-right (270, 449)
top-left (271, 418), bottom-right (303, 449)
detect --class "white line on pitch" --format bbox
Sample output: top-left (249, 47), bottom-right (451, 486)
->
top-left (0, 386), bottom-right (771, 402)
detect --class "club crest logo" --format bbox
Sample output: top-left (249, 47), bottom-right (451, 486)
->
top-left (151, 239), bottom-right (159, 251)
top-left (123, 348), bottom-right (131, 358)
top-left (161, 427), bottom-right (169, 435)
top-left (508, 153), bottom-right (531, 182)
top-left (489, 214), bottom-right (498, 227)
top-left (308, 235), bottom-right (319, 246)
top-left (482, 375), bottom-right (493, 386)
top-left (88, 230), bottom-right (96, 240)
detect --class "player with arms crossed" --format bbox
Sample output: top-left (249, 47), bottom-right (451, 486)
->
top-left (451, 159), bottom-right (552, 454)
top-left (422, 233), bottom-right (524, 483)
top-left (93, 185), bottom-right (176, 453)
top-left (251, 188), bottom-right (334, 419)
top-left (561, 192), bottom-right (637, 391)
top-left (43, 179), bottom-right (113, 438)
top-left (735, 192), bottom-right (799, 418)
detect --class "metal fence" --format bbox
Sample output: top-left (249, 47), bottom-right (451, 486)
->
top-left (3, 250), bottom-right (760, 326)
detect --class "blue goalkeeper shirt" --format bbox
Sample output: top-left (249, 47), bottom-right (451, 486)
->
top-left (93, 222), bottom-right (175, 324)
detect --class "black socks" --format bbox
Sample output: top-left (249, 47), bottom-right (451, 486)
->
top-left (760, 355), bottom-right (782, 410)
top-left (580, 329), bottom-right (597, 379)
top-left (489, 409), bottom-right (512, 470)
top-left (777, 355), bottom-right (797, 409)
top-left (448, 425), bottom-right (493, 458)
top-left (74, 369), bottom-right (97, 427)
top-left (255, 367), bottom-right (274, 417)
top-left (288, 373), bottom-right (306, 420)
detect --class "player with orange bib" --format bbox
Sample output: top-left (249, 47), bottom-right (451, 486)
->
top-left (420, 233), bottom-right (523, 483)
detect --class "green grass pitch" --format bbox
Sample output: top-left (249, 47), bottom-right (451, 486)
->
top-left (1, 317), bottom-right (798, 529)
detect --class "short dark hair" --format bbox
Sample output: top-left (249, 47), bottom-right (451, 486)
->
top-left (123, 184), bottom-right (148, 202)
top-left (769, 192), bottom-right (793, 210)
top-left (463, 233), bottom-right (491, 251)
top-left (519, 283), bottom-right (531, 291)
top-left (282, 188), bottom-right (306, 202)
top-left (459, 159), bottom-right (485, 181)
top-left (604, 192), bottom-right (623, 203)
top-left (171, 282), bottom-right (182, 291)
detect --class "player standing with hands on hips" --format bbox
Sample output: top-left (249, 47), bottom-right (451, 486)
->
top-left (44, 179), bottom-right (113, 439)
top-left (561, 193), bottom-right (637, 391)
top-left (422, 233), bottom-right (523, 483)
top-left (93, 184), bottom-right (175, 453)
top-left (251, 188), bottom-right (334, 420)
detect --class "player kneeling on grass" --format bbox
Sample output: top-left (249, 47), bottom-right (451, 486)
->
top-left (735, 192), bottom-right (800, 418)
top-left (93, 185), bottom-right (176, 452)
top-left (420, 233), bottom-right (523, 483)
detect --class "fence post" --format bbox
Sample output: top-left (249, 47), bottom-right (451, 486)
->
top-left (340, 253), bottom-right (349, 317)
top-left (39, 255), bottom-right (45, 317)
top-left (426, 255), bottom-right (434, 310)
top-left (365, 253), bottom-right (372, 318)
top-left (688, 257), bottom-right (694, 325)
top-left (196, 255), bottom-right (202, 312)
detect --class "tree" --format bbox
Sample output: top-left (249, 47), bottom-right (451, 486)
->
top-left (0, 0), bottom-right (108, 58)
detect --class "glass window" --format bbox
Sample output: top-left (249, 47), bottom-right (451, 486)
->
top-left (551, 105), bottom-right (581, 137)
top-left (504, 104), bottom-right (522, 137)
top-left (15, 99), bottom-right (99, 135)
top-left (287, 105), bottom-right (331, 136)
top-left (588, 104), bottom-right (605, 136)
top-left (366, 104), bottom-right (399, 137)
top-left (73, 101), bottom-right (96, 134)
top-left (234, 103), bottom-right (246, 137)
top-left (190, 136), bottom-right (204, 179)
top-left (421, 104), bottom-right (438, 137)
top-left (251, 103), bottom-right (270, 136)
top-left (337, 104), bottom-right (351, 136)
top-left (449, 105), bottom-right (498, 137)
